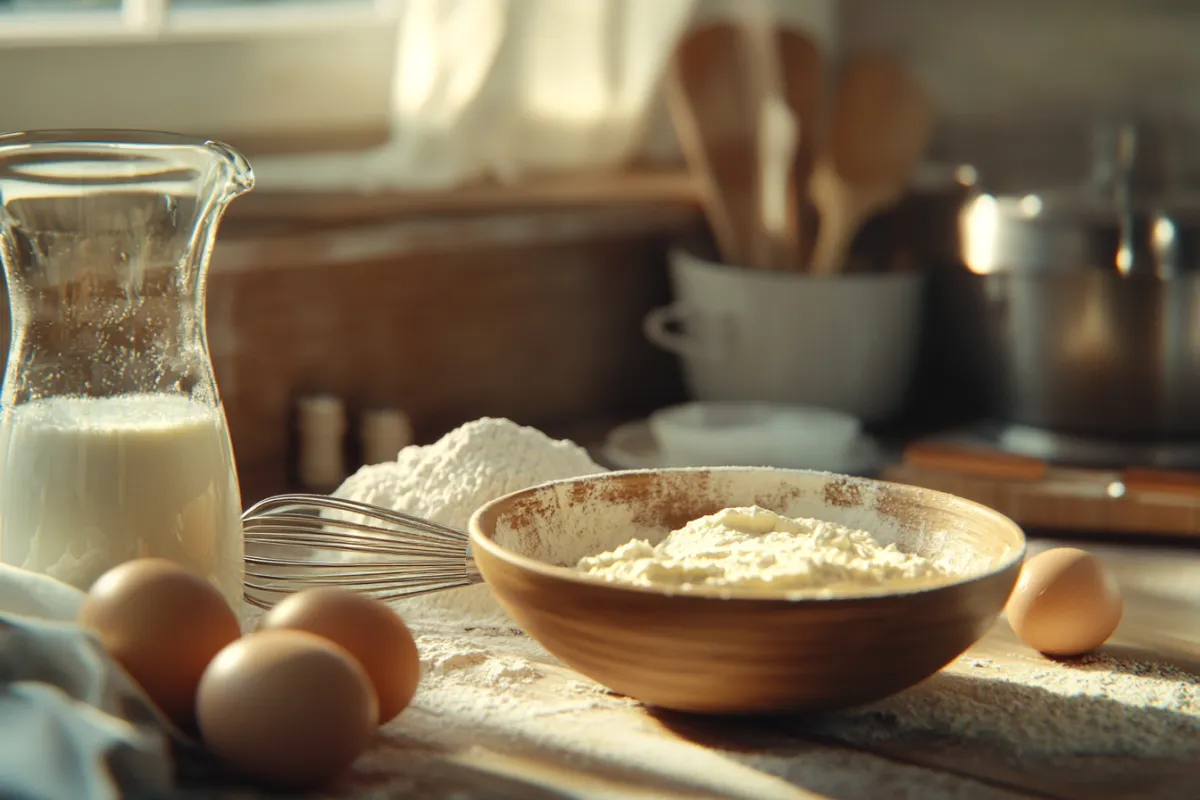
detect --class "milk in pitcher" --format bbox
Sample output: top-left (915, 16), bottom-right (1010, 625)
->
top-left (0, 393), bottom-right (244, 606)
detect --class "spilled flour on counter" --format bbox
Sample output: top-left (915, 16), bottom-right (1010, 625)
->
top-left (319, 417), bottom-right (1200, 799)
top-left (809, 649), bottom-right (1200, 758)
top-left (417, 634), bottom-right (543, 689)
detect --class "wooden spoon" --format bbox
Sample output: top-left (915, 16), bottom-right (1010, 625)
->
top-left (775, 28), bottom-right (823, 270)
top-left (808, 54), bottom-right (934, 275)
top-left (666, 22), bottom-right (764, 268)
top-left (754, 65), bottom-right (801, 271)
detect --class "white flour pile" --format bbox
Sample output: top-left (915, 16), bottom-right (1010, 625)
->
top-left (325, 417), bottom-right (1200, 797)
top-left (577, 505), bottom-right (949, 595)
top-left (334, 416), bottom-right (605, 627)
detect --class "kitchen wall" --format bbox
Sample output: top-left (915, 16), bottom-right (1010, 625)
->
top-left (840, 0), bottom-right (1200, 191)
top-left (206, 206), bottom-right (696, 502)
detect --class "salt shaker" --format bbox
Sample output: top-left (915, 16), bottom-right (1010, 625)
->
top-left (296, 394), bottom-right (347, 492)
top-left (361, 407), bottom-right (413, 465)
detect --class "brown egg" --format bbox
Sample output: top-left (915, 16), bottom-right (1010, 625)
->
top-left (1005, 547), bottom-right (1123, 657)
top-left (261, 587), bottom-right (420, 723)
top-left (78, 558), bottom-right (240, 731)
top-left (196, 629), bottom-right (378, 789)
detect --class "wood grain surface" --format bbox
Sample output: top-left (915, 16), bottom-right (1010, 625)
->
top-left (178, 531), bottom-right (1200, 799)
top-left (358, 538), bottom-right (1200, 799)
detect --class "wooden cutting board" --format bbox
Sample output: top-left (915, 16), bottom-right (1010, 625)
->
top-left (885, 442), bottom-right (1200, 540)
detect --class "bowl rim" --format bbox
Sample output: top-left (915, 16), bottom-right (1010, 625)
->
top-left (669, 247), bottom-right (929, 287)
top-left (649, 401), bottom-right (861, 428)
top-left (468, 466), bottom-right (1027, 605)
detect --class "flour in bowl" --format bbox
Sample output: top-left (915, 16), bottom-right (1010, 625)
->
top-left (333, 417), bottom-right (606, 626)
top-left (576, 505), bottom-right (950, 595)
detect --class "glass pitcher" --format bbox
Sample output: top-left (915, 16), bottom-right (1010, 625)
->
top-left (0, 131), bottom-right (253, 607)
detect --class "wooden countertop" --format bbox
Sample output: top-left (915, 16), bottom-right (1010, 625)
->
top-left (228, 418), bottom-right (1200, 797)
top-left (196, 536), bottom-right (1200, 800)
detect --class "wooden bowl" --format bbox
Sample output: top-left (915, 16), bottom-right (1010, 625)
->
top-left (468, 467), bottom-right (1024, 715)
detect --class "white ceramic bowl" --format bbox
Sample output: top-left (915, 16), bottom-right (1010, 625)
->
top-left (648, 401), bottom-right (862, 471)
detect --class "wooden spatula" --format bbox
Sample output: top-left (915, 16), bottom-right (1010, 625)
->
top-left (808, 54), bottom-right (933, 275)
top-left (666, 22), bottom-right (764, 268)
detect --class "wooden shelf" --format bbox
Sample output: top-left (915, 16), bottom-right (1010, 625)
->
top-left (225, 170), bottom-right (702, 226)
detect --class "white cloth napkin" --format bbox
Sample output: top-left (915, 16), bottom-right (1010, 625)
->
top-left (0, 564), bottom-right (176, 800)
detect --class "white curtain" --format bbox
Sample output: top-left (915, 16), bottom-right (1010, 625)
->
top-left (254, 0), bottom-right (696, 191)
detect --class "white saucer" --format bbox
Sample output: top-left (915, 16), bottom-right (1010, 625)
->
top-left (597, 419), bottom-right (889, 475)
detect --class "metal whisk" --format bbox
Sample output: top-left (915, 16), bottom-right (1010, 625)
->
top-left (241, 494), bottom-right (482, 610)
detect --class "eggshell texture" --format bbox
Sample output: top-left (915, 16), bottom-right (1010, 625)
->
top-left (261, 587), bottom-right (420, 723)
top-left (1005, 547), bottom-right (1123, 657)
top-left (77, 558), bottom-right (241, 730)
top-left (197, 629), bottom-right (378, 789)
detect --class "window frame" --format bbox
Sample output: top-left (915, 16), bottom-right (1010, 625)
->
top-left (0, 0), bottom-right (401, 153)
top-left (0, 0), bottom-right (399, 44)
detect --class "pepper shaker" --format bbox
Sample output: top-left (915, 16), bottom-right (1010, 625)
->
top-left (360, 407), bottom-right (413, 466)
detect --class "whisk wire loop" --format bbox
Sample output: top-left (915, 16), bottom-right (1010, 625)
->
top-left (241, 493), bottom-right (482, 610)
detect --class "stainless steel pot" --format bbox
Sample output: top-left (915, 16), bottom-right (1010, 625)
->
top-left (957, 187), bottom-right (1200, 439)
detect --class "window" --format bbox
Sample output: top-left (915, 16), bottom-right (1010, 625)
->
top-left (0, 0), bottom-right (399, 156)
top-left (1, 0), bottom-right (703, 192)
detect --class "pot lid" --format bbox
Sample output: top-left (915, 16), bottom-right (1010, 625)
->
top-left (985, 187), bottom-right (1200, 224)
top-left (979, 120), bottom-right (1200, 223)
top-left (961, 123), bottom-right (1200, 278)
